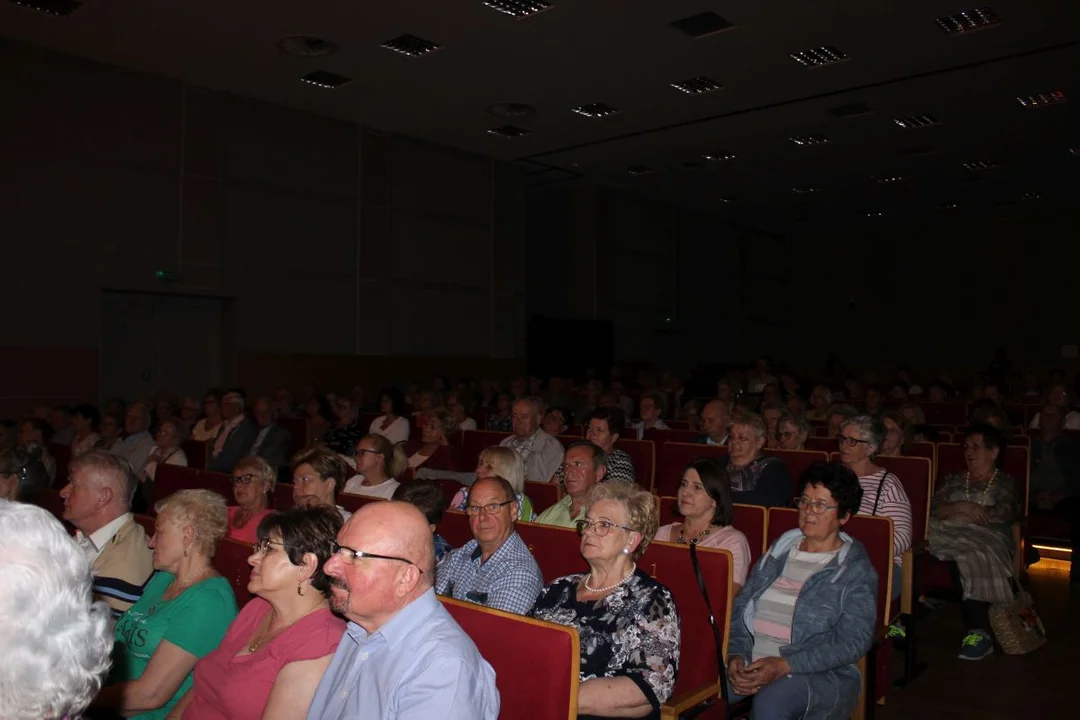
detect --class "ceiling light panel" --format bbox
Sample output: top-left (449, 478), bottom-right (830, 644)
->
top-left (627, 165), bottom-right (655, 176)
top-left (791, 45), bottom-right (848, 67)
top-left (300, 71), bottom-right (352, 89)
top-left (487, 125), bottom-right (531, 138)
top-left (703, 151), bottom-right (736, 162)
top-left (876, 174), bottom-right (905, 184)
top-left (483, 0), bottom-right (551, 18)
top-left (1018, 191), bottom-right (1042, 201)
top-left (792, 187), bottom-right (821, 194)
top-left (669, 11), bottom-right (735, 38)
top-left (8, 0), bottom-right (82, 15)
top-left (894, 114), bottom-right (939, 129)
top-left (962, 159), bottom-right (999, 170)
top-left (1017, 91), bottom-right (1067, 108)
top-left (936, 7), bottom-right (1001, 35)
top-left (571, 102), bottom-right (619, 118)
top-left (381, 34), bottom-right (441, 57)
top-left (865, 210), bottom-right (883, 218)
top-left (671, 76), bottom-right (723, 95)
top-left (790, 134), bottom-right (832, 146)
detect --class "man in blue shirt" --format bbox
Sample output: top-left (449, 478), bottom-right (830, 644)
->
top-left (435, 477), bottom-right (543, 615)
top-left (308, 502), bottom-right (500, 720)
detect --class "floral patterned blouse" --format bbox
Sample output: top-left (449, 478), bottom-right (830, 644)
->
top-left (529, 569), bottom-right (680, 719)
top-left (932, 471), bottom-right (1019, 540)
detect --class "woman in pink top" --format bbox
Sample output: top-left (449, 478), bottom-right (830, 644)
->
top-left (170, 506), bottom-right (345, 719)
top-left (655, 457), bottom-right (752, 594)
top-left (226, 456), bottom-right (277, 545)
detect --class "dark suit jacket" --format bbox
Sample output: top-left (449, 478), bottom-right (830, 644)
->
top-left (207, 418), bottom-right (259, 472)
top-left (250, 423), bottom-right (294, 469)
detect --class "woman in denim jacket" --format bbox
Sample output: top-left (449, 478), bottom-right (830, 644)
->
top-left (726, 462), bottom-right (878, 719)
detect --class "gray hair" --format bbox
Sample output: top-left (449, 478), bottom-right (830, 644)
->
top-left (477, 447), bottom-right (526, 494)
top-left (566, 440), bottom-right (607, 472)
top-left (513, 396), bottom-right (544, 417)
top-left (0, 502), bottom-right (113, 719)
top-left (811, 384), bottom-right (833, 405)
top-left (778, 411), bottom-right (811, 438)
top-left (69, 450), bottom-right (138, 509)
top-left (730, 412), bottom-right (768, 442)
top-left (840, 415), bottom-right (885, 456)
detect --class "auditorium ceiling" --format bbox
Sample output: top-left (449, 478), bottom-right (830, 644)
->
top-left (3, 0), bottom-right (1078, 231)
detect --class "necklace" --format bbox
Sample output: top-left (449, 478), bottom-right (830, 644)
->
top-left (584, 563), bottom-right (636, 594)
top-left (246, 604), bottom-right (323, 653)
top-left (964, 469), bottom-right (998, 506)
top-left (676, 524), bottom-right (713, 545)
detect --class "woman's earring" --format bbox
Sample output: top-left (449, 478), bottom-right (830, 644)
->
top-left (297, 581), bottom-right (305, 597)
top-left (622, 546), bottom-right (631, 555)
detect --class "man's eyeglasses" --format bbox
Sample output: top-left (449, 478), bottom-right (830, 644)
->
top-left (575, 519), bottom-right (633, 537)
top-left (836, 436), bottom-right (870, 448)
top-left (794, 497), bottom-right (839, 514)
top-left (252, 539), bottom-right (292, 555)
top-left (231, 473), bottom-right (260, 485)
top-left (464, 500), bottom-right (514, 516)
top-left (330, 542), bottom-right (423, 574)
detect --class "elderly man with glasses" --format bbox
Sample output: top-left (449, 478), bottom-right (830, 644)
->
top-left (309, 501), bottom-right (499, 720)
top-left (434, 476), bottom-right (543, 615)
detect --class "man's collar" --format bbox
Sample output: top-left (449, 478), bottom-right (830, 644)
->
top-left (470, 532), bottom-right (517, 564)
top-left (78, 512), bottom-right (133, 552)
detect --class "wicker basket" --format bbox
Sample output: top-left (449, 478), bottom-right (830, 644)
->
top-left (989, 590), bottom-right (1047, 655)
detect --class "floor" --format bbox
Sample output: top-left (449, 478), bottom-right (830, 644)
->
top-left (877, 559), bottom-right (1075, 719)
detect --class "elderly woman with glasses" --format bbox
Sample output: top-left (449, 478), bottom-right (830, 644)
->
top-left (93, 489), bottom-right (237, 720)
top-left (226, 455), bottom-right (277, 544)
top-left (726, 413), bottom-right (794, 509)
top-left (727, 462), bottom-right (877, 720)
top-left (836, 415), bottom-right (912, 591)
top-left (168, 506), bottom-right (345, 720)
top-left (404, 408), bottom-right (463, 473)
top-left (776, 412), bottom-right (810, 451)
top-left (928, 423), bottom-right (1019, 661)
top-left (530, 482), bottom-right (680, 720)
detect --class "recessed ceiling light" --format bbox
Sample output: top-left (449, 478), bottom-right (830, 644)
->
top-left (1018, 191), bottom-right (1042, 201)
top-left (483, 0), bottom-right (551, 18)
top-left (278, 36), bottom-right (338, 58)
top-left (299, 71), bottom-right (352, 89)
top-left (571, 102), bottom-right (619, 118)
top-left (790, 134), bottom-right (832, 146)
top-left (487, 102), bottom-right (536, 118)
top-left (938, 202), bottom-right (959, 210)
top-left (1017, 91), bottom-right (1067, 108)
top-left (876, 174), bottom-right (905, 184)
top-left (381, 34), bottom-right (441, 57)
top-left (669, 11), bottom-right (735, 38)
top-left (792, 187), bottom-right (821, 194)
top-left (936, 7), bottom-right (1001, 35)
top-left (962, 159), bottom-right (1000, 171)
top-left (866, 210), bottom-right (883, 218)
top-left (8, 0), bottom-right (82, 16)
top-left (627, 165), bottom-right (655, 176)
top-left (827, 102), bottom-right (873, 118)
top-left (703, 151), bottom-right (737, 162)
top-left (717, 197), bottom-right (736, 204)
top-left (671, 76), bottom-right (723, 95)
top-left (894, 114), bottom-right (939, 129)
top-left (791, 45), bottom-right (848, 67)
top-left (487, 125), bottom-right (532, 138)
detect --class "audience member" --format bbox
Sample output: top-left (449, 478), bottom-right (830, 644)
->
top-left (207, 391), bottom-right (258, 473)
top-left (534, 441), bottom-right (606, 528)
top-left (899, 403), bottom-right (926, 426)
top-left (446, 391), bottom-right (477, 432)
top-left (226, 455), bottom-right (276, 544)
top-left (747, 356), bottom-right (777, 394)
top-left (273, 388), bottom-right (297, 419)
top-left (777, 412), bottom-right (810, 451)
top-left (485, 392), bottom-right (513, 431)
top-left (0, 445), bottom-right (50, 502)
top-left (863, 385), bottom-right (885, 419)
top-left (292, 448), bottom-right (352, 521)
top-left (436, 476), bottom-right (543, 614)
top-left (0, 502), bottom-right (114, 720)
top-left (343, 434), bottom-right (407, 499)
top-left (443, 446), bottom-right (534, 521)
top-left (18, 416), bottom-right (56, 482)
top-left (192, 390), bottom-right (225, 442)
top-left (49, 404), bottom-right (76, 445)
top-left (879, 410), bottom-right (910, 456)
top-left (726, 413), bottom-right (793, 508)
top-left (100, 412), bottom-right (123, 451)
top-left (632, 391), bottom-right (669, 439)
top-left (112, 402), bottom-right (156, 476)
top-left (323, 397), bottom-right (365, 457)
top-left (825, 403), bottom-right (857, 439)
top-left (71, 403), bottom-right (103, 456)
top-left (179, 396), bottom-right (202, 427)
top-left (248, 396), bottom-right (294, 469)
top-left (370, 388), bottom-right (411, 445)
top-left (530, 482), bottom-right (679, 719)
top-left (610, 378), bottom-right (636, 420)
top-left (655, 458), bottom-right (752, 592)
top-left (172, 506), bottom-right (345, 720)
top-left (541, 406), bottom-right (569, 436)
top-left (94, 489), bottom-right (236, 719)
top-left (60, 450), bottom-right (154, 616)
top-left (153, 393), bottom-right (179, 432)
top-left (697, 399), bottom-right (731, 446)
top-left (727, 462), bottom-right (877, 719)
top-left (1031, 405), bottom-right (1080, 580)
top-left (393, 479), bottom-right (453, 561)
top-left (585, 407), bottom-right (636, 484)
top-left (681, 398), bottom-right (702, 432)
top-left (404, 408), bottom-right (462, 472)
top-left (761, 402), bottom-right (784, 448)
top-left (309, 501), bottom-right (500, 719)
top-left (304, 395), bottom-right (335, 444)
top-left (499, 397), bottom-right (565, 483)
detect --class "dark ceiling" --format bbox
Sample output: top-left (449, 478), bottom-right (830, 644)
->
top-left (3, 0), bottom-right (1078, 232)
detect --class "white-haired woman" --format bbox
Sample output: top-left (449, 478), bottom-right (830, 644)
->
top-left (0, 502), bottom-right (113, 720)
top-left (530, 483), bottom-right (680, 719)
top-left (438, 445), bottom-right (535, 521)
top-left (93, 489), bottom-right (237, 720)
top-left (806, 385), bottom-right (832, 422)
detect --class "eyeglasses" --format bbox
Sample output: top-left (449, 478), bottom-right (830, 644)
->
top-left (231, 473), bottom-right (260, 485)
top-left (794, 497), bottom-right (839, 514)
top-left (354, 448), bottom-right (382, 457)
top-left (836, 435), bottom-right (870, 448)
top-left (330, 542), bottom-right (423, 574)
top-left (464, 500), bottom-right (514, 516)
top-left (252, 539), bottom-right (292, 555)
top-left (575, 519), bottom-right (633, 537)
top-left (962, 442), bottom-right (988, 452)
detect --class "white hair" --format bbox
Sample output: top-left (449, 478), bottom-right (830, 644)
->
top-left (0, 501), bottom-right (114, 720)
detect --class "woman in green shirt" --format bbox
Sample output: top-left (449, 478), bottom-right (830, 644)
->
top-left (93, 489), bottom-right (237, 720)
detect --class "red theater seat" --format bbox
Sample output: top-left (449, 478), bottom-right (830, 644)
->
top-left (182, 440), bottom-right (209, 469)
top-left (428, 477), bottom-right (464, 506)
top-left (197, 470), bottom-right (234, 501)
top-left (439, 509), bottom-right (474, 548)
top-left (614, 438), bottom-right (656, 490)
top-left (656, 442), bottom-right (727, 496)
top-left (666, 420), bottom-right (691, 431)
top-left (338, 492), bottom-right (387, 514)
top-left (524, 481), bottom-right (561, 515)
top-left (214, 537), bottom-right (253, 606)
top-left (919, 403), bottom-right (968, 425)
top-left (49, 442), bottom-right (72, 485)
top-left (657, 498), bottom-right (768, 566)
top-left (441, 598), bottom-right (579, 720)
top-left (769, 450), bottom-right (829, 493)
top-left (273, 483), bottom-right (295, 509)
top-left (276, 416), bottom-right (308, 457)
top-left (555, 434), bottom-right (579, 450)
top-left (32, 486), bottom-right (67, 524)
top-left (133, 513), bottom-right (156, 536)
top-left (644, 428), bottom-right (700, 447)
top-left (804, 437), bottom-right (836, 452)
top-left (515, 522), bottom-right (587, 582)
top-left (460, 430), bottom-right (512, 469)
top-left (153, 465), bottom-right (203, 508)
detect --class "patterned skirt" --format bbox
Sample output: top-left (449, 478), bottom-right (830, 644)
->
top-left (928, 519), bottom-right (1015, 604)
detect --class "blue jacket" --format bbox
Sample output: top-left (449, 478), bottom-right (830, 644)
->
top-left (728, 528), bottom-right (878, 720)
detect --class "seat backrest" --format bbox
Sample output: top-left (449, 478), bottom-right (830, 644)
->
top-left (196, 470), bottom-right (235, 501)
top-left (875, 455), bottom-right (933, 542)
top-left (273, 483), bottom-right (295, 509)
top-left (666, 420), bottom-right (691, 430)
top-left (182, 440), bottom-right (209, 469)
top-left (766, 508), bottom-right (893, 627)
top-left (276, 416), bottom-right (308, 457)
top-left (49, 442), bottom-right (72, 484)
top-left (906, 441), bottom-right (935, 470)
top-left (31, 486), bottom-right (67, 524)
top-left (656, 498), bottom-right (767, 566)
top-left (565, 425), bottom-right (584, 437)
top-left (657, 442), bottom-right (727, 496)
top-left (555, 434), bottom-right (579, 450)
top-left (524, 481), bottom-right (562, 515)
top-left (639, 542), bottom-right (732, 700)
top-left (429, 477), bottom-right (464, 506)
top-left (460, 430), bottom-right (512, 469)
top-left (441, 598), bottom-right (579, 720)
top-left (439, 509), bottom-right (474, 548)
top-left (768, 450), bottom-right (829, 496)
top-left (515, 522), bottom-right (588, 582)
top-left (804, 436), bottom-right (836, 452)
top-left (133, 513), bottom-right (156, 536)
top-left (918, 403), bottom-right (968, 425)
top-left (338, 492), bottom-right (388, 514)
top-left (213, 537), bottom-right (253, 606)
top-left (1007, 434), bottom-right (1030, 447)
top-left (643, 428), bottom-right (700, 447)
top-left (936, 443), bottom-right (1030, 513)
top-left (153, 465), bottom-right (204, 508)
top-left (613, 438), bottom-right (656, 490)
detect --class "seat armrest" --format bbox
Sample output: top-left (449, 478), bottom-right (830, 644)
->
top-left (900, 540), bottom-right (929, 615)
top-left (660, 682), bottom-right (721, 720)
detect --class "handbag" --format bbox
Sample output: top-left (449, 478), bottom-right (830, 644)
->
top-left (989, 588), bottom-right (1047, 655)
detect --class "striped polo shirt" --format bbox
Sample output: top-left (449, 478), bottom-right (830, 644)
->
top-left (751, 546), bottom-right (840, 661)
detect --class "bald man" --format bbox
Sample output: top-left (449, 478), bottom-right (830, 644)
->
top-left (308, 502), bottom-right (499, 720)
top-left (696, 400), bottom-right (731, 446)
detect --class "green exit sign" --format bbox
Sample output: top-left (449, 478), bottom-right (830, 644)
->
top-left (155, 270), bottom-right (181, 282)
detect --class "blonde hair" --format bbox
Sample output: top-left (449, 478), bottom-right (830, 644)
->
top-left (587, 482), bottom-right (658, 559)
top-left (478, 446), bottom-right (525, 494)
top-left (232, 455), bottom-right (277, 492)
top-left (362, 434), bottom-right (408, 479)
top-left (154, 489), bottom-right (229, 558)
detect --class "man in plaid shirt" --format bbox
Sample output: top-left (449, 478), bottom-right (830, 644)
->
top-left (435, 477), bottom-right (543, 614)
